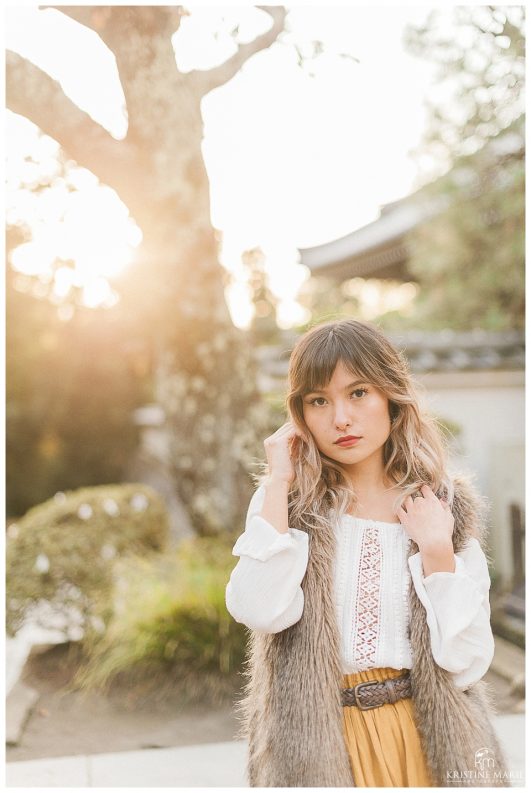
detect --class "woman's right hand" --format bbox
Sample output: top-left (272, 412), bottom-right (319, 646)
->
top-left (263, 421), bottom-right (305, 486)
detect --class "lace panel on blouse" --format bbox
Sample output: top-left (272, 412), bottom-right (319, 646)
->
top-left (353, 525), bottom-right (383, 668)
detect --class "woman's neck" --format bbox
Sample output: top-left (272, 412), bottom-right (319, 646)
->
top-left (347, 485), bottom-right (401, 523)
top-left (344, 461), bottom-right (399, 522)
top-left (347, 458), bottom-right (393, 499)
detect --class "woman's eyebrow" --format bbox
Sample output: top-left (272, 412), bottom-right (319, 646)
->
top-left (306, 380), bottom-right (367, 394)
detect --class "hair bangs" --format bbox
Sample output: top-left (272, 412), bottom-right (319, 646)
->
top-left (295, 330), bottom-right (373, 396)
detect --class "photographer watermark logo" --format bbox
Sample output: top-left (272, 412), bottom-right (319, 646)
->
top-left (446, 746), bottom-right (524, 784)
top-left (475, 747), bottom-right (495, 772)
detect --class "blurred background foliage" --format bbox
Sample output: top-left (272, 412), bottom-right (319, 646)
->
top-left (6, 483), bottom-right (168, 637)
top-left (6, 253), bottom-right (152, 517)
top-left (404, 118), bottom-right (524, 331)
top-left (404, 5), bottom-right (524, 168)
top-left (71, 534), bottom-right (247, 705)
top-left (398, 5), bottom-right (525, 332)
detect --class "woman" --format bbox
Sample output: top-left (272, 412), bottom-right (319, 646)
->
top-left (226, 319), bottom-right (509, 787)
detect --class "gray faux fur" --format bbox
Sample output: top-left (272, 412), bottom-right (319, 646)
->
top-left (234, 474), bottom-right (511, 787)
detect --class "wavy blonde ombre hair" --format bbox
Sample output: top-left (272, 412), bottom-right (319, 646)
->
top-left (270, 319), bottom-right (454, 533)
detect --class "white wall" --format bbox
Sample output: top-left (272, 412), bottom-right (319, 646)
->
top-left (420, 370), bottom-right (524, 587)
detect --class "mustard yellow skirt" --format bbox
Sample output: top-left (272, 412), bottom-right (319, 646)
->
top-left (342, 667), bottom-right (435, 787)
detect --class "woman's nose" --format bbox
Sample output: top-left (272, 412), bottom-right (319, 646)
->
top-left (333, 401), bottom-right (353, 428)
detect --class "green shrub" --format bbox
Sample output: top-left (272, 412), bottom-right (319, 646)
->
top-left (71, 533), bottom-right (247, 704)
top-left (6, 483), bottom-right (169, 637)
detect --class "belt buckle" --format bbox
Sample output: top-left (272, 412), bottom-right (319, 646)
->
top-left (353, 680), bottom-right (380, 710)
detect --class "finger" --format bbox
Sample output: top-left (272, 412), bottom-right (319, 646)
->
top-left (420, 485), bottom-right (436, 499)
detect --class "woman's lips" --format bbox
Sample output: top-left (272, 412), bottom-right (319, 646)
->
top-left (335, 437), bottom-right (362, 447)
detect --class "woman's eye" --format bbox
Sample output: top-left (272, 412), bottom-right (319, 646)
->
top-left (307, 389), bottom-right (367, 406)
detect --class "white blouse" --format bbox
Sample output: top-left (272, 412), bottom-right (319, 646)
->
top-left (225, 485), bottom-right (495, 690)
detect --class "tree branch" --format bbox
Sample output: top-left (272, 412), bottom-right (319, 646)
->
top-left (190, 5), bottom-right (287, 97)
top-left (43, 6), bottom-right (185, 46)
top-left (43, 6), bottom-right (286, 132)
top-left (44, 5), bottom-right (187, 144)
top-left (6, 50), bottom-right (144, 219)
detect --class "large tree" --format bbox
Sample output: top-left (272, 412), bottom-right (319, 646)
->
top-left (7, 6), bottom-right (287, 533)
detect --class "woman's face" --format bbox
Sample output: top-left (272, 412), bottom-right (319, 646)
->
top-left (301, 359), bottom-right (392, 470)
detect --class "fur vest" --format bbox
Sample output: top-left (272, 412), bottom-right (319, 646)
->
top-left (234, 474), bottom-right (510, 787)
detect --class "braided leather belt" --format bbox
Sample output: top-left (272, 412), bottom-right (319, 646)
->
top-left (341, 672), bottom-right (412, 710)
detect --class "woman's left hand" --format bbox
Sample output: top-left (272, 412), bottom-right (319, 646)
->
top-left (396, 484), bottom-right (454, 551)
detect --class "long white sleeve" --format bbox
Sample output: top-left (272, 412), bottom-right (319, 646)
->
top-left (225, 485), bottom-right (309, 634)
top-left (408, 538), bottom-right (495, 689)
